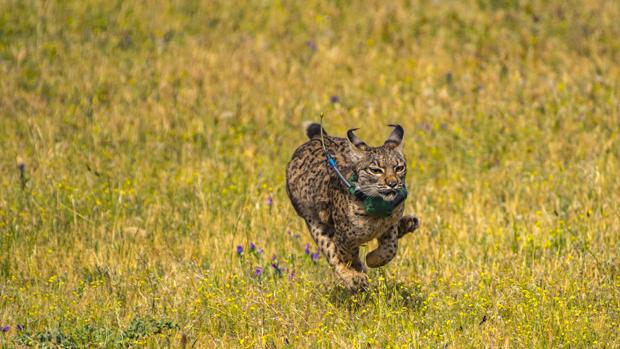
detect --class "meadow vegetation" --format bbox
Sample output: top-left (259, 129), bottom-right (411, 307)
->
top-left (1, 0), bottom-right (619, 347)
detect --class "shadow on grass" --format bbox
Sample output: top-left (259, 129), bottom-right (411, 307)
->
top-left (327, 278), bottom-right (426, 312)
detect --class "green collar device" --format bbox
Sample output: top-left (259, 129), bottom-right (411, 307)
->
top-left (347, 174), bottom-right (408, 217)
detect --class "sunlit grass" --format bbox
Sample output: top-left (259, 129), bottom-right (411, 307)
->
top-left (1, 0), bottom-right (619, 347)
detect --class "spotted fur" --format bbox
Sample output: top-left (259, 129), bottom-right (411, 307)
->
top-left (286, 123), bottom-right (419, 290)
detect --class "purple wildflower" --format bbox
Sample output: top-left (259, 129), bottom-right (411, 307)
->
top-left (311, 251), bottom-right (320, 262)
top-left (17, 324), bottom-right (24, 331)
top-left (305, 40), bottom-right (317, 52)
top-left (249, 242), bottom-right (256, 251)
top-left (17, 158), bottom-right (26, 189)
top-left (255, 267), bottom-right (264, 276)
top-left (304, 243), bottom-right (310, 255)
top-left (271, 262), bottom-right (282, 274)
top-left (257, 248), bottom-right (264, 255)
top-left (236, 245), bottom-right (243, 255)
top-left (329, 95), bottom-right (340, 104)
top-left (288, 271), bottom-right (296, 280)
top-left (1, 326), bottom-right (8, 333)
top-left (266, 195), bottom-right (273, 207)
top-left (284, 337), bottom-right (290, 345)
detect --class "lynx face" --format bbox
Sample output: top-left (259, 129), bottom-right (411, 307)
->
top-left (347, 125), bottom-right (407, 201)
top-left (353, 148), bottom-right (406, 201)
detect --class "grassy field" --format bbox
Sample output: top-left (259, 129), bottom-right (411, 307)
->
top-left (1, 0), bottom-right (619, 347)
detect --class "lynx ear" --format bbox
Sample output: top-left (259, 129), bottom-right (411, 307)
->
top-left (347, 128), bottom-right (367, 162)
top-left (347, 128), bottom-right (368, 150)
top-left (384, 124), bottom-right (404, 149)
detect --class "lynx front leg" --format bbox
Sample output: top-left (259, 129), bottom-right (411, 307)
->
top-left (306, 220), bottom-right (368, 290)
top-left (397, 215), bottom-right (419, 239)
top-left (366, 226), bottom-right (399, 268)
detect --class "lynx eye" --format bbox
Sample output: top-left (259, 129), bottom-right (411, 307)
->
top-left (394, 165), bottom-right (405, 173)
top-left (368, 167), bottom-right (384, 175)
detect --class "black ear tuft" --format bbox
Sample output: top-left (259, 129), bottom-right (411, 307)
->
top-left (347, 128), bottom-right (368, 150)
top-left (384, 124), bottom-right (404, 148)
top-left (306, 123), bottom-right (326, 139)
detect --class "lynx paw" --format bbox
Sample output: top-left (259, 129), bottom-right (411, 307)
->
top-left (345, 272), bottom-right (369, 291)
top-left (397, 215), bottom-right (419, 238)
top-left (336, 266), bottom-right (369, 291)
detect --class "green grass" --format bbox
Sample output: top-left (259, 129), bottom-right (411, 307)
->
top-left (1, 0), bottom-right (619, 347)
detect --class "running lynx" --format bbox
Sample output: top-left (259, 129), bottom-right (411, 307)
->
top-left (286, 123), bottom-right (419, 290)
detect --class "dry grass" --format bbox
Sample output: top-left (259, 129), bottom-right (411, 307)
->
top-left (1, 0), bottom-right (619, 347)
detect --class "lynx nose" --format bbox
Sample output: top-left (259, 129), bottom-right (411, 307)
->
top-left (386, 177), bottom-right (398, 188)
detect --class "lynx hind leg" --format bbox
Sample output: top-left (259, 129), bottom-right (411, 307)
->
top-left (306, 220), bottom-right (368, 291)
top-left (397, 215), bottom-right (419, 239)
top-left (366, 227), bottom-right (398, 268)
